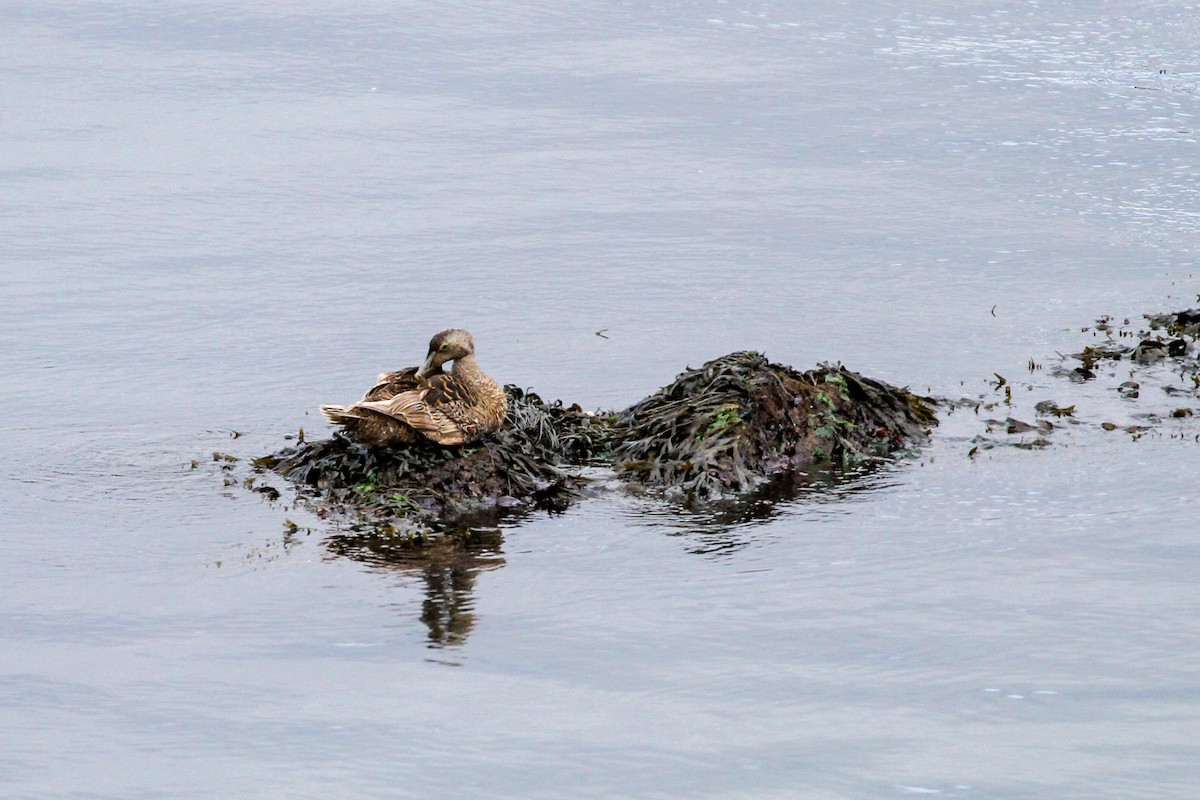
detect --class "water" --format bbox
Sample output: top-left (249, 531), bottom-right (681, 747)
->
top-left (3, 1), bottom-right (1199, 797)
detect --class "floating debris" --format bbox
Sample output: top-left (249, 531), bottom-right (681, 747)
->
top-left (1146, 308), bottom-right (1200, 336)
top-left (1001, 417), bottom-right (1051, 435)
top-left (1034, 401), bottom-right (1075, 418)
top-left (1069, 308), bottom-right (1200, 373)
top-left (966, 305), bottom-right (1200, 455)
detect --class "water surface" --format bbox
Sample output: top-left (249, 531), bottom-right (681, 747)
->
top-left (2, 1), bottom-right (1198, 797)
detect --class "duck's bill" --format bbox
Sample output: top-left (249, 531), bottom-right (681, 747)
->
top-left (415, 352), bottom-right (439, 380)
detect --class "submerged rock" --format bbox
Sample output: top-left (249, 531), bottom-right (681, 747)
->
top-left (253, 352), bottom-right (937, 529)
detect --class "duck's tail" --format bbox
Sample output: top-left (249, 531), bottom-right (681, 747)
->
top-left (320, 403), bottom-right (361, 426)
top-left (320, 402), bottom-right (418, 447)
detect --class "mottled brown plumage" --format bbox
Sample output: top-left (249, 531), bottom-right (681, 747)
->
top-left (362, 366), bottom-right (433, 402)
top-left (320, 329), bottom-right (507, 448)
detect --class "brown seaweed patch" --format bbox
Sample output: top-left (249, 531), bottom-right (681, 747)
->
top-left (967, 306), bottom-right (1200, 454)
top-left (258, 387), bottom-right (613, 529)
top-left (612, 352), bottom-right (935, 500)
top-left (1065, 308), bottom-right (1200, 372)
top-left (1146, 308), bottom-right (1200, 337)
top-left (250, 353), bottom-right (936, 530)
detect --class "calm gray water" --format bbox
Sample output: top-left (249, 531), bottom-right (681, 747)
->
top-left (3, 1), bottom-right (1199, 797)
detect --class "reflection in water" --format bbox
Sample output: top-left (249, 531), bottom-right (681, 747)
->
top-left (319, 462), bottom-right (906, 642)
top-left (629, 462), bottom-right (904, 556)
top-left (325, 526), bottom-right (505, 648)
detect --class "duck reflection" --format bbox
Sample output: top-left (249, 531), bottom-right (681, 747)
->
top-left (324, 523), bottom-right (506, 648)
top-left (313, 463), bottom-right (898, 643)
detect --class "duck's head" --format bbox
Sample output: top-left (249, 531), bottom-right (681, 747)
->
top-left (416, 328), bottom-right (476, 378)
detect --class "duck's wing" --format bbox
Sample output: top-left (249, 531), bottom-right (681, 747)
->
top-left (356, 374), bottom-right (481, 446)
top-left (362, 366), bottom-right (428, 402)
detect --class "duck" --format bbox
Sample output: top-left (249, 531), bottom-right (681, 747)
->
top-left (320, 328), bottom-right (508, 448)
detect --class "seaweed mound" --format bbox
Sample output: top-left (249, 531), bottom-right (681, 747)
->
top-left (253, 353), bottom-right (936, 528)
top-left (256, 388), bottom-right (614, 528)
top-left (613, 353), bottom-right (936, 499)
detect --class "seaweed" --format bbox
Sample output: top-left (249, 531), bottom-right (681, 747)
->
top-left (612, 353), bottom-right (935, 500)
top-left (964, 306), bottom-right (1200, 454)
top-left (258, 386), bottom-right (612, 531)
top-left (250, 352), bottom-right (936, 530)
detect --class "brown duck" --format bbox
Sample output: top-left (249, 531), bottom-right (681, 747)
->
top-left (320, 328), bottom-right (507, 448)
